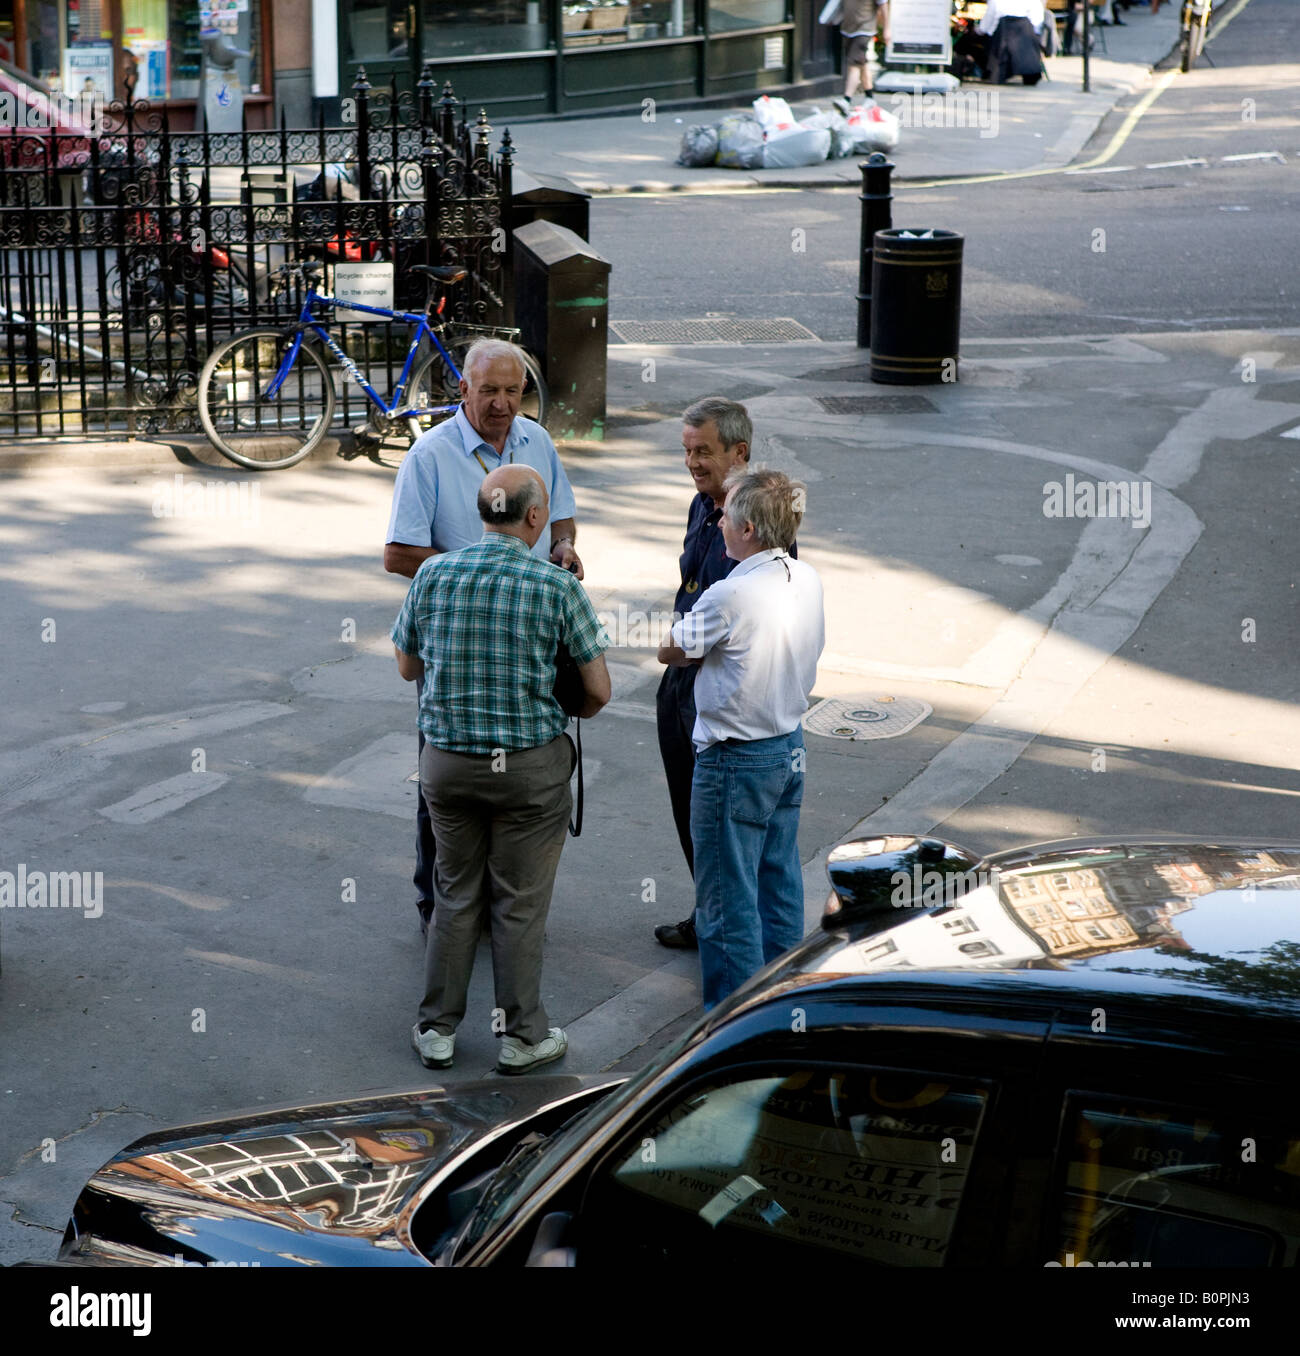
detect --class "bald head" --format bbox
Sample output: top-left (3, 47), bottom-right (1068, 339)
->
top-left (478, 465), bottom-right (548, 547)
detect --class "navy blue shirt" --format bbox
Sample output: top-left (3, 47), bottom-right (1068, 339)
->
top-left (673, 493), bottom-right (734, 619)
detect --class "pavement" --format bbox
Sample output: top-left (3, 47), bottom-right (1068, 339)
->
top-left (3, 320), bottom-right (1300, 1263)
top-left (504, 8), bottom-right (1183, 190)
top-left (5, 0), bottom-right (1297, 1264)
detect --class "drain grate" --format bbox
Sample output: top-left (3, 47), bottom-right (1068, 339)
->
top-left (610, 318), bottom-right (820, 345)
top-left (804, 695), bottom-right (932, 741)
top-left (815, 394), bottom-right (939, 415)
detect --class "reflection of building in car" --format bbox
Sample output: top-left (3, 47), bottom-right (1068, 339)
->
top-left (42, 834), bottom-right (1300, 1270)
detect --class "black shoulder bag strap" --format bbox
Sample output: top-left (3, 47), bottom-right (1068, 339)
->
top-left (565, 720), bottom-right (583, 837)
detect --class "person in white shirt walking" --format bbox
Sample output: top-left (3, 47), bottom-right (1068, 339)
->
top-left (658, 468), bottom-right (825, 1009)
top-left (833, 0), bottom-right (889, 115)
top-left (978, 0), bottom-right (1047, 83)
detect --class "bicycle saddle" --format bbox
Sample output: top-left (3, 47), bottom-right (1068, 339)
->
top-left (411, 264), bottom-right (468, 284)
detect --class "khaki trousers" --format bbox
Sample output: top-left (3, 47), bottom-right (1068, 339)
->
top-left (418, 735), bottom-right (572, 1045)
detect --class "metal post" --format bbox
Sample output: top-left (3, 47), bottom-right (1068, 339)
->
top-left (857, 152), bottom-right (893, 350)
top-left (354, 67), bottom-right (372, 200)
top-left (1082, 1), bottom-right (1091, 93)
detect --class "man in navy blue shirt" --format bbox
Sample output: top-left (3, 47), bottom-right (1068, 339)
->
top-left (653, 397), bottom-right (752, 949)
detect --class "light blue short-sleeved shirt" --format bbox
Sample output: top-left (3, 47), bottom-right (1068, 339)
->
top-left (385, 407), bottom-right (577, 562)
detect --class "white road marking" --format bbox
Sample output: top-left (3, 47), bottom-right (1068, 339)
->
top-left (0, 702), bottom-right (291, 815)
top-left (306, 734), bottom-right (418, 818)
top-left (1280, 425), bottom-right (1300, 440)
top-left (1145, 158), bottom-right (1207, 169)
top-left (605, 700), bottom-right (660, 723)
top-left (1221, 151), bottom-right (1286, 164)
top-left (836, 379), bottom-right (1294, 840)
top-left (99, 772), bottom-right (229, 825)
top-left (1064, 164), bottom-right (1136, 175)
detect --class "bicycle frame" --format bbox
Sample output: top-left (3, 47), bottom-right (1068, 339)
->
top-left (267, 287), bottom-right (460, 420)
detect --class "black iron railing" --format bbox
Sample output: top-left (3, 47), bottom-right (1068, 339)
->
top-left (0, 68), bottom-right (514, 438)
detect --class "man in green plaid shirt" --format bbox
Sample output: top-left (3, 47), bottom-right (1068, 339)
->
top-left (393, 465), bottom-right (610, 1075)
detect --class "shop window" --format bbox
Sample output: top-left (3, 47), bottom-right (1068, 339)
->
top-left (420, 1), bottom-right (550, 60)
top-left (563, 1), bottom-right (697, 44)
top-left (115, 2), bottom-right (262, 101)
top-left (581, 1069), bottom-right (989, 1265)
top-left (708, 0), bottom-right (786, 31)
top-left (1050, 1100), bottom-right (1300, 1267)
top-left (347, 0), bottom-right (409, 62)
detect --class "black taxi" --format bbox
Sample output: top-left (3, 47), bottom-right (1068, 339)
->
top-left (53, 835), bottom-right (1300, 1268)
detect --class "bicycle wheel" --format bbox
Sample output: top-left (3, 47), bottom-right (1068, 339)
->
top-left (198, 328), bottom-right (336, 471)
top-left (403, 350), bottom-right (461, 443)
top-left (404, 345), bottom-right (548, 445)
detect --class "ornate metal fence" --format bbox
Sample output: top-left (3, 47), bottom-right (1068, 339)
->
top-left (0, 69), bottom-right (513, 439)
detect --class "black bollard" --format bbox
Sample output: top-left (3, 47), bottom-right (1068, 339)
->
top-left (857, 152), bottom-right (894, 349)
top-left (1082, 1), bottom-right (1091, 92)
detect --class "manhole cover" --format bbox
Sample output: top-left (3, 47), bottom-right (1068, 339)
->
top-left (815, 395), bottom-right (939, 415)
top-left (803, 695), bottom-right (931, 741)
top-left (610, 318), bottom-right (820, 345)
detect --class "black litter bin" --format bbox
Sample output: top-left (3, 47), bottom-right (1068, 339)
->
top-left (870, 228), bottom-right (963, 385)
top-left (510, 169), bottom-right (591, 243)
top-left (514, 219), bottom-right (610, 440)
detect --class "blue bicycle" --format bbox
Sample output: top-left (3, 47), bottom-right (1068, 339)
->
top-left (197, 261), bottom-right (548, 471)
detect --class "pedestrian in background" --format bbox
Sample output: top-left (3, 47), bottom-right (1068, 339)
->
top-left (979, 0), bottom-right (1047, 83)
top-left (394, 465), bottom-right (610, 1074)
top-left (659, 468), bottom-right (824, 1010)
top-left (833, 0), bottom-right (890, 115)
top-left (384, 339), bottom-right (583, 940)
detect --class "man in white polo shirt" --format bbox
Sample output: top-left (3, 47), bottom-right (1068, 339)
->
top-left (658, 467), bottom-right (825, 1009)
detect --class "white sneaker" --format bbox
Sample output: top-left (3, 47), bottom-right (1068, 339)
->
top-left (832, 96), bottom-right (852, 118)
top-left (496, 1027), bottom-right (567, 1075)
top-left (411, 1024), bottom-right (455, 1069)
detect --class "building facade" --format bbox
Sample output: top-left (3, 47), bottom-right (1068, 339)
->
top-left (326, 0), bottom-right (838, 119)
top-left (0, 1), bottom-right (837, 129)
top-left (0, 0), bottom-right (311, 129)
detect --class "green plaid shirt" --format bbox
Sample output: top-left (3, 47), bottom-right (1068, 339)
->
top-left (392, 532), bottom-right (608, 754)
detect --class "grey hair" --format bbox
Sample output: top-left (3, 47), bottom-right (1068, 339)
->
top-left (682, 395), bottom-right (752, 452)
top-left (478, 472), bottom-right (545, 525)
top-left (722, 466), bottom-right (805, 550)
top-left (462, 338), bottom-right (527, 386)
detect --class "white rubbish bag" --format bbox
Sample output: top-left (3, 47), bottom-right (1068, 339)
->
top-left (845, 101), bottom-right (901, 153)
top-left (761, 125), bottom-right (833, 169)
top-left (751, 95), bottom-right (797, 134)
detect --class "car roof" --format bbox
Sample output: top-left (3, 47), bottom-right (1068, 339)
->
top-left (777, 837), bottom-right (1300, 1021)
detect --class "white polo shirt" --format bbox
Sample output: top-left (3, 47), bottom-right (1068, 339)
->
top-left (671, 548), bottom-right (825, 751)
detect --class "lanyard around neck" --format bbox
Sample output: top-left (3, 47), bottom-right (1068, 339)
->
top-left (472, 446), bottom-right (514, 475)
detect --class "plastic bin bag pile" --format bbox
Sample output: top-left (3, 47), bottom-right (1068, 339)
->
top-left (677, 94), bottom-right (899, 170)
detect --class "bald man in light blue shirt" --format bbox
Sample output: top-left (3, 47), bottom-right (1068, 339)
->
top-left (384, 340), bottom-right (582, 938)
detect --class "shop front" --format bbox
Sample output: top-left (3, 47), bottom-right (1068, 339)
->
top-left (334, 0), bottom-right (837, 119)
top-left (0, 1), bottom-right (277, 127)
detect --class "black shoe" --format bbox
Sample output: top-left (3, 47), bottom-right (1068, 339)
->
top-left (654, 917), bottom-right (698, 950)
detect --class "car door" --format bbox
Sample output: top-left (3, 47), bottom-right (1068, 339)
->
top-left (1032, 1005), bottom-right (1300, 1268)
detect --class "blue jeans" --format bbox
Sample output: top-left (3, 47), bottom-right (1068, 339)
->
top-left (690, 729), bottom-right (806, 1009)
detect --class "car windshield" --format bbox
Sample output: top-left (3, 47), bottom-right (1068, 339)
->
top-left (451, 1024), bottom-right (700, 1261)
